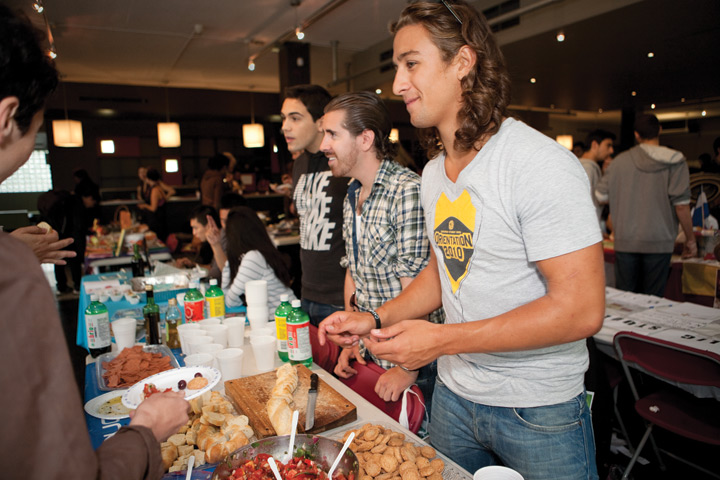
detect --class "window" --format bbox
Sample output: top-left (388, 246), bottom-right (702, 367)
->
top-left (0, 149), bottom-right (53, 193)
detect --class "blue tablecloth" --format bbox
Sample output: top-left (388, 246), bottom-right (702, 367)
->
top-left (76, 272), bottom-right (245, 350)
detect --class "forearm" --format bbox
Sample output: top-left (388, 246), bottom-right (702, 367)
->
top-left (676, 204), bottom-right (695, 240)
top-left (210, 242), bottom-right (227, 270)
top-left (344, 269), bottom-right (355, 311)
top-left (426, 244), bottom-right (605, 356)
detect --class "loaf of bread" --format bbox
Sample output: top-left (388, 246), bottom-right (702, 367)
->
top-left (266, 364), bottom-right (298, 435)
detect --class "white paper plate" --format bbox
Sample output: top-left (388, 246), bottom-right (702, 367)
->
top-left (122, 366), bottom-right (220, 409)
top-left (84, 390), bottom-right (131, 420)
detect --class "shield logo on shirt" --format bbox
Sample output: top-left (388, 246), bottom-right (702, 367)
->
top-left (434, 191), bottom-right (476, 293)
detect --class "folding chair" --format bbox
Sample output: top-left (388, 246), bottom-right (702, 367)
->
top-left (308, 324), bottom-right (340, 373)
top-left (613, 331), bottom-right (720, 479)
top-left (338, 360), bottom-right (425, 434)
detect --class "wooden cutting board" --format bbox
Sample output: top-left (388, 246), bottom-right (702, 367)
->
top-left (225, 364), bottom-right (356, 438)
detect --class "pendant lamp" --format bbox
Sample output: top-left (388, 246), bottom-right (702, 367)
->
top-left (53, 83), bottom-right (83, 147)
top-left (158, 87), bottom-right (181, 148)
top-left (243, 94), bottom-right (264, 148)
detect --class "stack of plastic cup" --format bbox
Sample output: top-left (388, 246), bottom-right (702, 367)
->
top-left (246, 280), bottom-right (269, 330)
top-left (204, 324), bottom-right (229, 348)
top-left (177, 324), bottom-right (205, 355)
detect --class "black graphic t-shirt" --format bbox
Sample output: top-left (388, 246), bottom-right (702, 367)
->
top-left (292, 150), bottom-right (349, 305)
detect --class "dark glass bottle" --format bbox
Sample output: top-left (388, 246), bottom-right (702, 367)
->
top-left (131, 243), bottom-right (145, 277)
top-left (143, 284), bottom-right (161, 344)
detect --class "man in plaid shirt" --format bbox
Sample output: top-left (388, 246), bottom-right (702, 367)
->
top-left (319, 91), bottom-right (442, 405)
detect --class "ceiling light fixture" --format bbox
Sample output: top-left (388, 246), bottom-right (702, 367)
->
top-left (702, 110), bottom-right (707, 117)
top-left (530, 77), bottom-right (537, 84)
top-left (389, 128), bottom-right (399, 143)
top-left (32, 0), bottom-right (44, 13)
top-left (52, 82), bottom-right (83, 148)
top-left (375, 89), bottom-right (382, 95)
top-left (157, 87), bottom-right (181, 148)
top-left (248, 60), bottom-right (256, 71)
top-left (295, 27), bottom-right (305, 40)
top-left (651, 104), bottom-right (656, 109)
top-left (100, 140), bottom-right (115, 154)
top-left (243, 93), bottom-right (264, 148)
top-left (647, 52), bottom-right (654, 58)
top-left (556, 31), bottom-right (565, 42)
top-left (556, 135), bottom-right (573, 150)
top-left (293, 0), bottom-right (305, 40)
top-left (631, 91), bottom-right (637, 96)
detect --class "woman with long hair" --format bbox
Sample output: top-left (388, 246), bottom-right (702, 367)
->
top-left (137, 168), bottom-right (168, 241)
top-left (222, 207), bottom-right (296, 314)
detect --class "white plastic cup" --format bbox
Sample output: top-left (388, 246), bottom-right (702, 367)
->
top-left (250, 335), bottom-right (276, 372)
top-left (473, 466), bottom-right (524, 480)
top-left (199, 317), bottom-right (222, 326)
top-left (176, 292), bottom-right (185, 307)
top-left (195, 343), bottom-right (224, 369)
top-left (245, 280), bottom-right (268, 306)
top-left (215, 347), bottom-right (244, 380)
top-left (184, 352), bottom-right (215, 368)
top-left (177, 325), bottom-right (206, 355)
top-left (111, 317), bottom-right (137, 352)
top-left (203, 324), bottom-right (229, 348)
top-left (184, 335), bottom-right (213, 355)
top-left (249, 326), bottom-right (274, 338)
top-left (247, 304), bottom-right (269, 330)
top-left (224, 317), bottom-right (246, 347)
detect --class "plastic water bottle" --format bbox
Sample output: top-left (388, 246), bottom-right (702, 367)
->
top-left (205, 279), bottom-right (225, 318)
top-left (86, 294), bottom-right (111, 358)
top-left (286, 300), bottom-right (312, 367)
top-left (274, 294), bottom-right (291, 362)
top-left (164, 298), bottom-right (182, 349)
top-left (184, 281), bottom-right (205, 322)
top-left (143, 285), bottom-right (161, 345)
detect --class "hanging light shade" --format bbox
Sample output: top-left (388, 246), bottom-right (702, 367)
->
top-left (158, 122), bottom-right (181, 148)
top-left (389, 128), bottom-right (399, 143)
top-left (52, 119), bottom-right (83, 147)
top-left (243, 123), bottom-right (265, 148)
top-left (556, 134), bottom-right (573, 150)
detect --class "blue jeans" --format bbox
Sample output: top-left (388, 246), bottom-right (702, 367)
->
top-left (301, 299), bottom-right (344, 327)
top-left (614, 251), bottom-right (671, 297)
top-left (429, 380), bottom-right (598, 480)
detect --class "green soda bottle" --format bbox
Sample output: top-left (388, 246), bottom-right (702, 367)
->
top-left (274, 294), bottom-right (291, 362)
top-left (86, 294), bottom-right (111, 358)
top-left (286, 299), bottom-right (313, 367)
top-left (205, 279), bottom-right (225, 318)
top-left (184, 281), bottom-right (205, 322)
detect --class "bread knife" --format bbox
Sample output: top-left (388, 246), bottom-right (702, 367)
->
top-left (305, 373), bottom-right (318, 430)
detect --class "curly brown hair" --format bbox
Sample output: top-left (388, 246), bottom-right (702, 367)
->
top-left (391, 1), bottom-right (511, 159)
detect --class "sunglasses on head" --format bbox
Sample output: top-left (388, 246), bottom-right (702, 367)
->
top-left (426, 0), bottom-right (462, 25)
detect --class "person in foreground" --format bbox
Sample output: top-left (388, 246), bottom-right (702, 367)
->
top-left (320, 91), bottom-right (443, 405)
top-left (319, 2), bottom-right (604, 478)
top-left (0, 6), bottom-right (189, 479)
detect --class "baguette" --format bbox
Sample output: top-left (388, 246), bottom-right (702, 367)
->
top-left (266, 364), bottom-right (298, 435)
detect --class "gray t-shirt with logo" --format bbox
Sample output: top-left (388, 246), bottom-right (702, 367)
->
top-left (421, 117), bottom-right (602, 408)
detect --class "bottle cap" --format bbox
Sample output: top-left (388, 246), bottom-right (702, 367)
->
top-left (280, 294), bottom-right (289, 302)
top-left (145, 284), bottom-right (153, 292)
top-left (209, 279), bottom-right (218, 286)
top-left (291, 299), bottom-right (301, 308)
top-left (90, 294), bottom-right (98, 301)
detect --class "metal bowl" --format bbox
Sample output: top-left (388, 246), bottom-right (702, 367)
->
top-left (211, 434), bottom-right (359, 480)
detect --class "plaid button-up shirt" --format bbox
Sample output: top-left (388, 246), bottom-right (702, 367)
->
top-left (342, 160), bottom-right (443, 369)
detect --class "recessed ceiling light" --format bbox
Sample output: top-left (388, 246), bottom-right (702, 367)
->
top-left (556, 31), bottom-right (565, 42)
top-left (651, 104), bottom-right (656, 109)
top-left (530, 77), bottom-right (537, 84)
top-left (631, 91), bottom-right (637, 96)
top-left (702, 110), bottom-right (707, 116)
top-left (248, 60), bottom-right (256, 71)
top-left (375, 89), bottom-right (382, 94)
top-left (647, 52), bottom-right (654, 58)
top-left (681, 98), bottom-right (686, 103)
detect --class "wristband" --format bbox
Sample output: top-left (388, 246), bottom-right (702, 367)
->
top-left (399, 365), bottom-right (419, 373)
top-left (369, 309), bottom-right (382, 330)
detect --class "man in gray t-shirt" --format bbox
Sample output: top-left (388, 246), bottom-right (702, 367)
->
top-left (319, 2), bottom-right (604, 478)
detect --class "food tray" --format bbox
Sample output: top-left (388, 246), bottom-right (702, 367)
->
top-left (95, 344), bottom-right (179, 391)
top-left (327, 419), bottom-right (472, 480)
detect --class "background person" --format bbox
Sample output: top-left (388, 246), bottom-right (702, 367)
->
top-left (0, 5), bottom-right (189, 478)
top-left (282, 85), bottom-right (349, 325)
top-left (222, 206), bottom-right (297, 313)
top-left (320, 2), bottom-right (604, 478)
